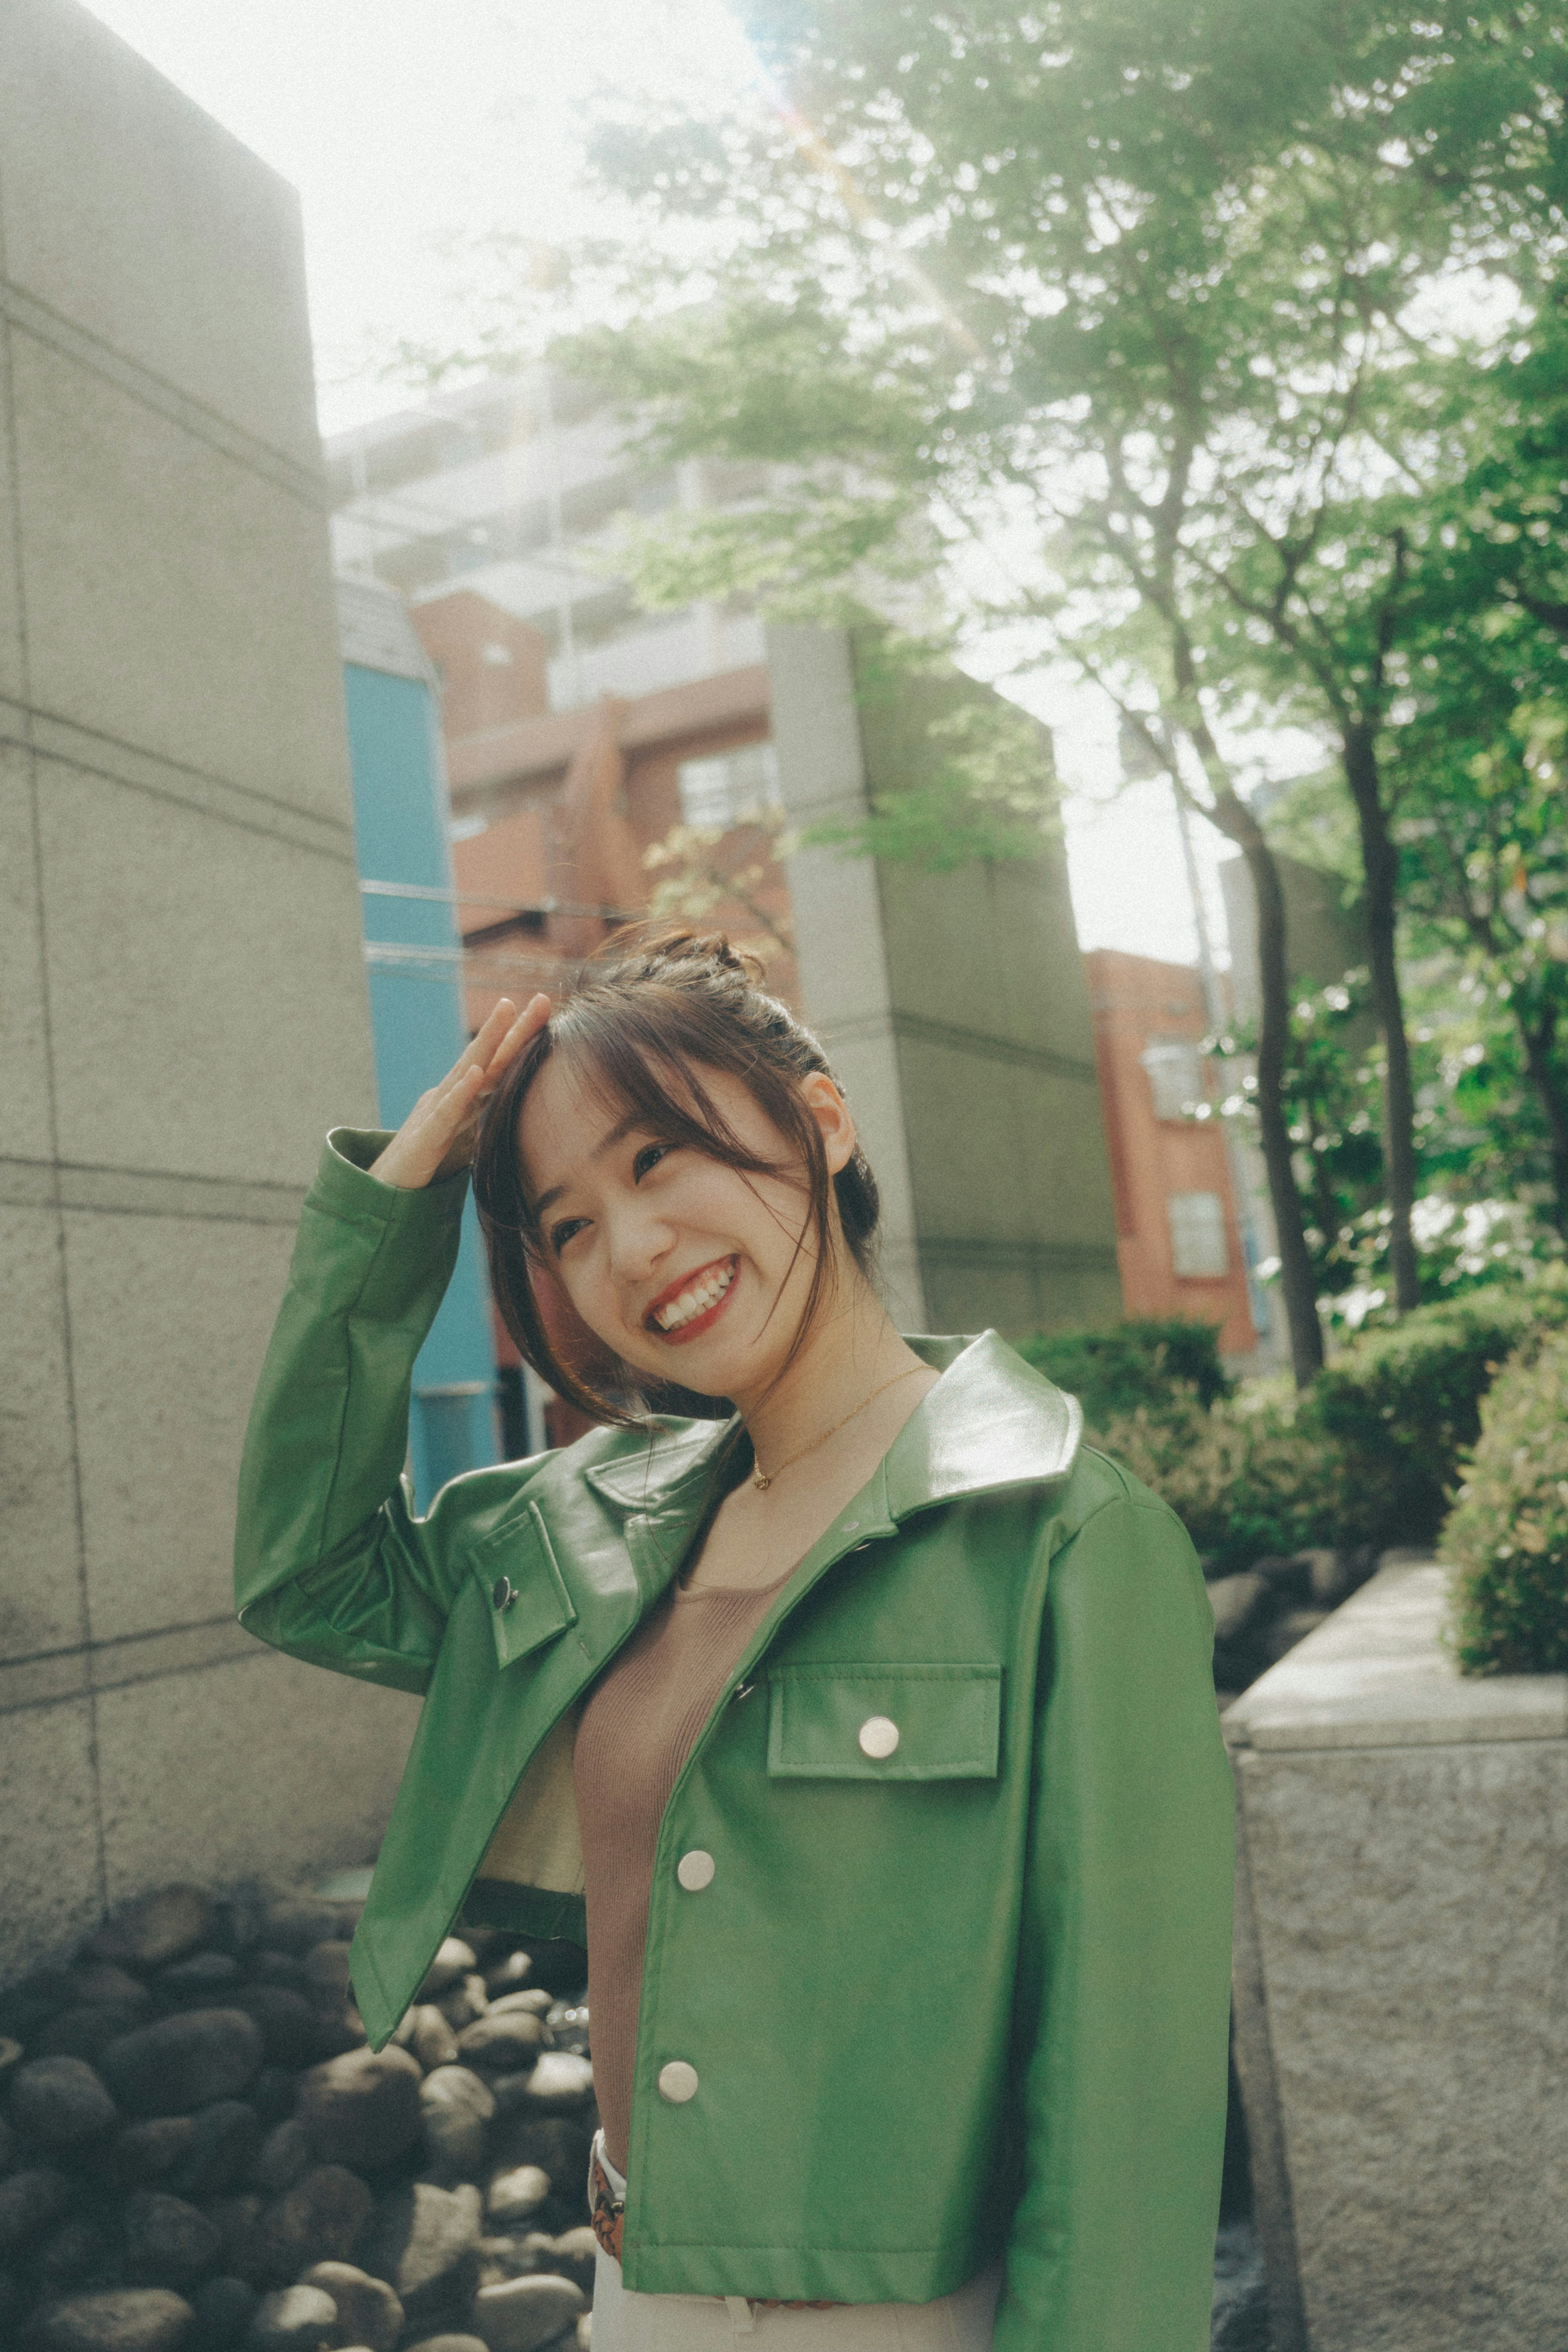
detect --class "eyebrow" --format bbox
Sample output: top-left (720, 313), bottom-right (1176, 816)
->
top-left (531, 1110), bottom-right (646, 1222)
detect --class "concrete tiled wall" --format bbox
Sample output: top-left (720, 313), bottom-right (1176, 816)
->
top-left (0, 0), bottom-right (414, 1982)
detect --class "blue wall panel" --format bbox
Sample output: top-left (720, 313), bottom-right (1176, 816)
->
top-left (342, 658), bottom-right (498, 1505)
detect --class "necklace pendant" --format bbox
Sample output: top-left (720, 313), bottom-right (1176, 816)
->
top-left (753, 1469), bottom-right (771, 1491)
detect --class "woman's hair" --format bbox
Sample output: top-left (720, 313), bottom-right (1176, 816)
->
top-left (471, 924), bottom-right (882, 1427)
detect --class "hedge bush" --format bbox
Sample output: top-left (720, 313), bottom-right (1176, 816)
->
top-left (1443, 1327), bottom-right (1568, 1674)
top-left (1017, 1317), bottom-right (1232, 1426)
top-left (1307, 1290), bottom-right (1568, 1552)
top-left (1091, 1385), bottom-right (1339, 1578)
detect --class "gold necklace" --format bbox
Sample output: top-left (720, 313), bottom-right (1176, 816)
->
top-left (749, 1365), bottom-right (930, 1492)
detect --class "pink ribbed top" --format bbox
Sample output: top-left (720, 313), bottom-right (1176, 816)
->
top-left (572, 1565), bottom-right (791, 2174)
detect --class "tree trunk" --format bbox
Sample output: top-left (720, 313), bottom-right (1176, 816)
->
top-left (1515, 991), bottom-right (1568, 1236)
top-left (1236, 829), bottom-right (1327, 1384)
top-left (1341, 721), bottom-right (1421, 1313)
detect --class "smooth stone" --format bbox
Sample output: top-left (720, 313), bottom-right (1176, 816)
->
top-left (296, 2046), bottom-right (422, 2169)
top-left (249, 2071), bottom-right (296, 2130)
top-left (406, 2007), bottom-right (459, 2073)
top-left (472, 2273), bottom-right (586, 2352)
top-left (198, 2194), bottom-right (263, 2280)
top-left (9, 2057), bottom-right (120, 2151)
top-left (300, 1944), bottom-right (354, 1996)
top-left (434, 1978), bottom-right (488, 2034)
top-left (420, 2066), bottom-right (495, 2180)
top-left (514, 2053), bottom-right (592, 2110)
top-left (121, 2191), bottom-right (222, 2289)
top-left (542, 2227), bottom-right (596, 2292)
top-left (36, 2216), bottom-right (126, 2298)
top-left (169, 2102), bottom-right (261, 2199)
top-left (111, 2119), bottom-right (198, 2191)
top-left (150, 1958), bottom-right (241, 2014)
top-left (403, 2341), bottom-right (488, 2352)
top-left (542, 2001), bottom-right (588, 2055)
top-left (416, 1942), bottom-right (477, 2002)
top-left (67, 1969), bottom-right (152, 2014)
top-left (246, 2283), bottom-right (339, 2349)
top-left (1207, 1571), bottom-right (1268, 1643)
top-left (230, 1988), bottom-right (329, 2072)
top-left (85, 1889), bottom-right (216, 1974)
top-left (22, 2287), bottom-right (195, 2352)
top-left (249, 2118), bottom-right (312, 2195)
top-left (355, 2179), bottom-right (482, 2303)
top-left (245, 1952), bottom-right (310, 1991)
top-left (257, 1903), bottom-right (343, 1957)
top-left (484, 2166), bottom-right (550, 2228)
top-left (483, 1954), bottom-right (532, 1999)
top-left (99, 2013), bottom-right (263, 2118)
top-left (0, 2035), bottom-right (27, 2085)
top-left (486, 2117), bottom-right (590, 2192)
top-left (297, 2261), bottom-right (402, 2352)
top-left (456, 2014), bottom-right (543, 2072)
top-left (33, 2009), bottom-right (151, 2066)
top-left (187, 2274), bottom-right (257, 2352)
top-left (0, 2115), bottom-right (16, 2174)
top-left (251, 2165), bottom-right (374, 2287)
top-left (575, 2319), bottom-right (590, 2352)
top-left (0, 2166), bottom-right (72, 2253)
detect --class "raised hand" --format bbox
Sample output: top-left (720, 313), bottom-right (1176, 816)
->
top-left (368, 994), bottom-right (550, 1190)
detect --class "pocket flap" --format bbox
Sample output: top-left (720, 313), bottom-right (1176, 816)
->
top-left (468, 1500), bottom-right (579, 1670)
top-left (765, 1663), bottom-right (1001, 1780)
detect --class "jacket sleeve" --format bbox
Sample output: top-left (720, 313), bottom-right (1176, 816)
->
top-left (996, 1485), bottom-right (1235, 2352)
top-left (234, 1128), bottom-right (497, 1697)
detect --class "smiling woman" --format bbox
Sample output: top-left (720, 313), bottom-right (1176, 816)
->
top-left (233, 923), bottom-right (1235, 2352)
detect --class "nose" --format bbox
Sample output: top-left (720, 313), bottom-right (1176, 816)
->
top-left (603, 1195), bottom-right (673, 1293)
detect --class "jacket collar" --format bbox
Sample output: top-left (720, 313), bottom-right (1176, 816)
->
top-left (581, 1331), bottom-right (1080, 1524)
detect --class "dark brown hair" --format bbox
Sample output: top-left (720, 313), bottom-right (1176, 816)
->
top-left (471, 925), bottom-right (881, 1427)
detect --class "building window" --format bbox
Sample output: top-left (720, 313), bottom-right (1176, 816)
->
top-left (677, 740), bottom-right (781, 830)
top-left (1167, 1191), bottom-right (1229, 1279)
top-left (1141, 1038), bottom-right (1205, 1121)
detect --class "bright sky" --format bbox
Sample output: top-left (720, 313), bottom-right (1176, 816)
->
top-left (82, 0), bottom-right (1258, 967)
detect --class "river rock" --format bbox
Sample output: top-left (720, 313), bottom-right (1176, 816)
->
top-left (121, 2191), bottom-right (221, 2290)
top-left (296, 2046), bottom-right (422, 2169)
top-left (9, 2057), bottom-right (120, 2151)
top-left (150, 1958), bottom-right (241, 2014)
top-left (67, 1969), bottom-right (152, 2015)
top-left (250, 2165), bottom-right (373, 2286)
top-left (85, 1888), bottom-right (215, 1974)
top-left (407, 2008), bottom-right (460, 2073)
top-left (1207, 1572), bottom-right (1267, 1643)
top-left (246, 2283), bottom-right (338, 2349)
top-left (250, 2071), bottom-right (297, 2130)
top-left (110, 2120), bottom-right (198, 2191)
top-left (489, 1991), bottom-right (552, 2021)
top-left (0, 2114), bottom-right (16, 2173)
top-left (404, 2341), bottom-right (488, 2352)
top-left (298, 2261), bottom-right (403, 2352)
top-left (541, 2227), bottom-right (595, 2293)
top-left (249, 2119), bottom-right (312, 2195)
top-left (300, 1944), bottom-right (353, 1998)
top-left (472, 2273), bottom-right (585, 2352)
top-left (420, 2067), bottom-right (495, 2179)
top-left (456, 2014), bottom-right (543, 2073)
top-left (35, 2215), bottom-right (125, 2298)
top-left (187, 2273), bottom-right (257, 2352)
top-left (231, 1988), bottom-right (327, 2072)
top-left (33, 2009), bottom-right (151, 2066)
top-left (484, 2166), bottom-right (550, 2229)
top-left (0, 2166), bottom-right (72, 2253)
top-left (483, 1954), bottom-right (532, 2000)
top-left (417, 1943), bottom-right (477, 2002)
top-left (355, 2180), bottom-right (482, 2325)
top-left (487, 2116), bottom-right (590, 2195)
top-left (99, 2012), bottom-right (263, 2118)
top-left (21, 2287), bottom-right (195, 2352)
top-left (169, 2101), bottom-right (260, 2199)
top-left (511, 2053), bottom-right (592, 2111)
top-left (258, 1903), bottom-right (343, 1957)
top-left (0, 2035), bottom-right (27, 2087)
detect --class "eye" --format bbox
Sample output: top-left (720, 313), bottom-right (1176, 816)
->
top-left (548, 1216), bottom-right (589, 1255)
top-left (632, 1142), bottom-right (673, 1182)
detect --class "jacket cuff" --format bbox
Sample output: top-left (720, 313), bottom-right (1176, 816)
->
top-left (308, 1126), bottom-right (471, 1236)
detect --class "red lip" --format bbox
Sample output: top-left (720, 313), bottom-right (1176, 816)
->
top-left (644, 1255), bottom-right (739, 1347)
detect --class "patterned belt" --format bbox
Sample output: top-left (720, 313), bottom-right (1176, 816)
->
top-left (589, 2145), bottom-right (840, 2310)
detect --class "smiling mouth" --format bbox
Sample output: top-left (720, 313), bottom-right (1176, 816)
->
top-left (647, 1256), bottom-right (738, 1339)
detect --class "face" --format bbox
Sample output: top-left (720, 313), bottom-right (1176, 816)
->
top-left (517, 1051), bottom-right (857, 1407)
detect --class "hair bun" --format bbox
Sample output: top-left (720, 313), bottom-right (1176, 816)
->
top-left (598, 922), bottom-right (766, 986)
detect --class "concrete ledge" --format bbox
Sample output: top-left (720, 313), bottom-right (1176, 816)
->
top-left (1223, 1560), bottom-right (1568, 1750)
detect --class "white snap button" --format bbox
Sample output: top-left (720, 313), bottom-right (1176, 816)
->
top-left (858, 1714), bottom-right (900, 1760)
top-left (677, 1849), bottom-right (715, 1891)
top-left (657, 2060), bottom-right (699, 2103)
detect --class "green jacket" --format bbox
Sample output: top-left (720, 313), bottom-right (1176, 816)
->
top-left (234, 1131), bottom-right (1235, 2346)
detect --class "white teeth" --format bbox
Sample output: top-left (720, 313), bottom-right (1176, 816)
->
top-left (654, 1261), bottom-right (735, 1332)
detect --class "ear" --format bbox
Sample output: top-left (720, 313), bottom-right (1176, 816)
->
top-left (800, 1072), bottom-right (858, 1178)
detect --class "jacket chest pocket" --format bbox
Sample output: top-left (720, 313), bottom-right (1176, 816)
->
top-left (468, 1500), bottom-right (579, 1670)
top-left (764, 1663), bottom-right (1002, 1781)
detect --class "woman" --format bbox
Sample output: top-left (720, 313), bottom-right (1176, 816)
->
top-left (235, 928), bottom-right (1234, 2352)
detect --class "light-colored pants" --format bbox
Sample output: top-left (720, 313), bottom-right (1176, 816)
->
top-left (588, 2130), bottom-right (1002, 2351)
